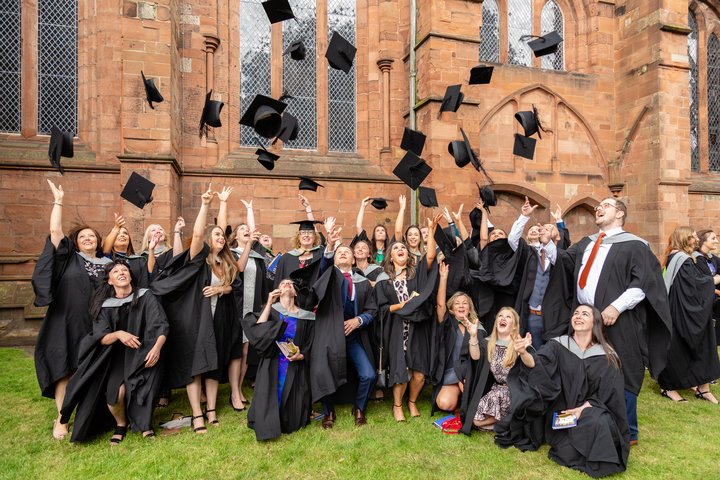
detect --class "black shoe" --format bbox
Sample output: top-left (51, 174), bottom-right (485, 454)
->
top-left (110, 425), bottom-right (128, 445)
top-left (204, 408), bottom-right (219, 425)
top-left (192, 415), bottom-right (207, 434)
top-left (230, 396), bottom-right (245, 412)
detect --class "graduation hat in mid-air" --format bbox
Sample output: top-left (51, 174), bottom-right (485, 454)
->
top-left (48, 126), bottom-right (74, 174)
top-left (326, 31), bottom-right (356, 74)
top-left (199, 90), bottom-right (224, 137)
top-left (438, 84), bottom-right (464, 116)
top-left (526, 32), bottom-right (563, 58)
top-left (283, 39), bottom-right (306, 61)
top-left (240, 94), bottom-right (287, 139)
top-left (370, 198), bottom-right (391, 210)
top-left (298, 177), bottom-right (323, 191)
top-left (290, 219), bottom-right (323, 231)
top-left (514, 105), bottom-right (546, 139)
top-left (513, 134), bottom-right (537, 160)
top-left (400, 127), bottom-right (426, 156)
top-left (469, 65), bottom-right (493, 85)
top-left (418, 186), bottom-right (438, 208)
top-left (393, 151), bottom-right (432, 190)
top-left (274, 112), bottom-right (299, 144)
top-left (141, 71), bottom-right (164, 109)
top-left (262, 0), bottom-right (295, 24)
top-left (121, 172), bottom-right (155, 209)
top-left (477, 183), bottom-right (497, 214)
top-left (448, 128), bottom-right (481, 172)
top-left (255, 145), bottom-right (279, 170)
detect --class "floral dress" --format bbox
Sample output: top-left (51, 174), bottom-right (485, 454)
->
top-left (474, 341), bottom-right (511, 422)
top-left (393, 278), bottom-right (410, 351)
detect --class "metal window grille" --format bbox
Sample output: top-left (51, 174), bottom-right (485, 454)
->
top-left (508, 0), bottom-right (532, 66)
top-left (479, 0), bottom-right (500, 63)
top-left (709, 34), bottom-right (720, 171)
top-left (0, 0), bottom-right (21, 133)
top-left (38, 0), bottom-right (77, 135)
top-left (240, 0), bottom-right (272, 147)
top-left (327, 0), bottom-right (356, 152)
top-left (282, 0), bottom-right (316, 150)
top-left (540, 1), bottom-right (563, 71)
top-left (689, 11), bottom-right (700, 172)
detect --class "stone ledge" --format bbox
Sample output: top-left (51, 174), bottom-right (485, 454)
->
top-left (117, 153), bottom-right (182, 177)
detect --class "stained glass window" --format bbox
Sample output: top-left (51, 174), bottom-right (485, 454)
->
top-left (540, 1), bottom-right (563, 70)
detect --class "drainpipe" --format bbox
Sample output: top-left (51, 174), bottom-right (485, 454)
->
top-left (409, 0), bottom-right (418, 225)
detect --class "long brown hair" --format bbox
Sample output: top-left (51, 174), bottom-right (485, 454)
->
top-left (68, 224), bottom-right (103, 257)
top-left (487, 307), bottom-right (520, 368)
top-left (663, 226), bottom-right (695, 267)
top-left (204, 225), bottom-right (238, 286)
top-left (371, 224), bottom-right (389, 259)
top-left (568, 304), bottom-right (621, 370)
top-left (382, 241), bottom-right (416, 280)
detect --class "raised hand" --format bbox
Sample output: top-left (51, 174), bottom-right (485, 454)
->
top-left (250, 229), bottom-right (262, 242)
top-left (399, 194), bottom-right (407, 210)
top-left (452, 204), bottom-right (464, 222)
top-left (360, 196), bottom-right (371, 208)
top-left (201, 184), bottom-right (214, 205)
top-left (268, 288), bottom-right (282, 303)
top-left (174, 216), bottom-right (186, 232)
top-left (47, 179), bottom-right (64, 203)
top-left (324, 216), bottom-right (336, 234)
top-left (438, 261), bottom-right (449, 279)
top-left (461, 318), bottom-right (479, 338)
top-left (550, 203), bottom-right (563, 223)
top-left (241, 199), bottom-right (253, 210)
top-left (113, 213), bottom-right (126, 229)
top-left (442, 206), bottom-right (453, 224)
top-left (428, 212), bottom-right (444, 234)
top-left (328, 226), bottom-right (342, 246)
top-left (217, 186), bottom-right (234, 202)
top-left (521, 196), bottom-right (539, 217)
top-left (513, 332), bottom-right (532, 355)
top-left (298, 193), bottom-right (311, 210)
top-left (149, 232), bottom-right (161, 250)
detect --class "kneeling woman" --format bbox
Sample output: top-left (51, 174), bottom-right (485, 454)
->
top-left (241, 279), bottom-right (314, 441)
top-left (60, 260), bottom-right (168, 443)
top-left (497, 305), bottom-right (630, 478)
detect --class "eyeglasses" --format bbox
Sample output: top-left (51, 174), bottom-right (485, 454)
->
top-left (595, 202), bottom-right (617, 211)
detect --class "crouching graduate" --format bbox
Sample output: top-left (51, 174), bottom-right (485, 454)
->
top-left (495, 305), bottom-right (630, 478)
top-left (60, 260), bottom-right (168, 444)
top-left (241, 279), bottom-right (314, 441)
top-left (313, 225), bottom-right (378, 428)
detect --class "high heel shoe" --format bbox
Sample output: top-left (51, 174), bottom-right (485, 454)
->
top-left (192, 414), bottom-right (207, 434)
top-left (204, 408), bottom-right (219, 425)
top-left (230, 395), bottom-right (245, 412)
top-left (393, 404), bottom-right (406, 422)
top-left (408, 399), bottom-right (421, 417)
top-left (694, 389), bottom-right (719, 404)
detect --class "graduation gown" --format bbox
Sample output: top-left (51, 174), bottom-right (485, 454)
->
top-left (151, 244), bottom-right (241, 387)
top-left (559, 234), bottom-right (672, 394)
top-left (241, 305), bottom-right (314, 441)
top-left (695, 253), bottom-right (720, 343)
top-left (658, 253), bottom-right (720, 389)
top-left (59, 290), bottom-right (169, 442)
top-left (141, 247), bottom-right (176, 285)
top-left (375, 258), bottom-right (438, 384)
top-left (32, 236), bottom-right (112, 398)
top-left (110, 251), bottom-right (150, 288)
top-left (458, 338), bottom-right (495, 435)
top-left (495, 337), bottom-right (630, 478)
top-left (273, 246), bottom-right (324, 288)
top-left (353, 263), bottom-right (388, 283)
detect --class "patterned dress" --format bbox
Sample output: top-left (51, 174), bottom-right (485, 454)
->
top-left (392, 278), bottom-right (410, 351)
top-left (474, 342), bottom-right (511, 422)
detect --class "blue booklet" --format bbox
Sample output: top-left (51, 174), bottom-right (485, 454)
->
top-left (268, 253), bottom-right (283, 274)
top-left (551, 411), bottom-right (578, 430)
top-left (432, 414), bottom-right (458, 429)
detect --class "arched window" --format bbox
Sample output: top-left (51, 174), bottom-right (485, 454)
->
top-left (38, 0), bottom-right (77, 135)
top-left (0, 0), bottom-right (21, 133)
top-left (689, 11), bottom-right (699, 172)
top-left (708, 34), bottom-right (720, 171)
top-left (240, 0), bottom-right (272, 147)
top-left (328, 0), bottom-right (356, 152)
top-left (540, 0), bottom-right (564, 71)
top-left (480, 0), bottom-right (500, 63)
top-left (508, 0), bottom-right (533, 66)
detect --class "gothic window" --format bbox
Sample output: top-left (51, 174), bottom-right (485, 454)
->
top-left (240, 0), bottom-right (272, 147)
top-left (540, 0), bottom-right (563, 71)
top-left (0, 0), bottom-right (21, 133)
top-left (327, 0), bottom-right (356, 152)
top-left (708, 34), bottom-right (720, 171)
top-left (479, 0), bottom-right (500, 63)
top-left (507, 0), bottom-right (533, 66)
top-left (689, 11), bottom-right (699, 172)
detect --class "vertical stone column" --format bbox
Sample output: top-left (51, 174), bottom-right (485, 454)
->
top-left (204, 34), bottom-right (221, 93)
top-left (377, 59), bottom-right (394, 153)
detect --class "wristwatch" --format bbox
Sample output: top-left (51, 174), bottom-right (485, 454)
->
top-left (357, 317), bottom-right (364, 327)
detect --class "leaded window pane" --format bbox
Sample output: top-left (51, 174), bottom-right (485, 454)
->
top-left (240, 0), bottom-right (271, 147)
top-left (328, 0), bottom-right (356, 152)
top-left (689, 11), bottom-right (699, 172)
top-left (540, 1), bottom-right (563, 71)
top-left (508, 0), bottom-right (532, 66)
top-left (479, 0), bottom-right (500, 63)
top-left (708, 34), bottom-right (720, 171)
top-left (38, 0), bottom-right (77, 135)
top-left (283, 0), bottom-right (317, 150)
top-left (0, 0), bottom-right (21, 133)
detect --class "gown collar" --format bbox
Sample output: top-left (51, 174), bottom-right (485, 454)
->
top-left (552, 335), bottom-right (606, 358)
top-left (101, 288), bottom-right (148, 307)
top-left (272, 302), bottom-right (316, 320)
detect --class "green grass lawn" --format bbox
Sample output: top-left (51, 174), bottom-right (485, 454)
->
top-left (1, 347), bottom-right (718, 480)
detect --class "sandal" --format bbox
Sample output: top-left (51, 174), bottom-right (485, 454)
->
top-left (109, 425), bottom-right (127, 445)
top-left (142, 430), bottom-right (156, 438)
top-left (52, 419), bottom-right (68, 440)
top-left (660, 389), bottom-right (687, 402)
top-left (192, 414), bottom-right (207, 434)
top-left (204, 408), bottom-right (219, 425)
top-left (408, 399), bottom-right (421, 418)
top-left (393, 404), bottom-right (406, 422)
top-left (694, 389), bottom-right (718, 403)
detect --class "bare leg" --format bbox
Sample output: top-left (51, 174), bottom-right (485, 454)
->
top-left (238, 343), bottom-right (249, 402)
top-left (186, 376), bottom-right (206, 433)
top-left (228, 358), bottom-right (244, 410)
top-left (407, 370), bottom-right (425, 417)
top-left (392, 383), bottom-right (407, 422)
top-left (473, 415), bottom-right (497, 430)
top-left (52, 377), bottom-right (70, 439)
top-left (107, 384), bottom-right (127, 444)
top-left (696, 384), bottom-right (719, 404)
top-left (435, 385), bottom-right (461, 413)
top-left (204, 378), bottom-right (219, 424)
top-left (660, 389), bottom-right (685, 402)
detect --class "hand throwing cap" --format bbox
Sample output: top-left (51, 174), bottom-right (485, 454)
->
top-left (121, 172), bottom-right (155, 209)
top-left (393, 151), bottom-right (432, 189)
top-left (240, 94), bottom-right (288, 139)
top-left (326, 31), bottom-right (357, 74)
top-left (141, 71), bottom-right (164, 109)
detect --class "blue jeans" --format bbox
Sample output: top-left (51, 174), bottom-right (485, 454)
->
top-left (322, 336), bottom-right (376, 414)
top-left (625, 389), bottom-right (638, 441)
top-left (527, 313), bottom-right (545, 351)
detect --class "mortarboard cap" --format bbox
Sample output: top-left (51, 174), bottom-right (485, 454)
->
top-left (275, 112), bottom-right (299, 143)
top-left (289, 264), bottom-right (319, 310)
top-left (477, 183), bottom-right (497, 214)
top-left (298, 177), bottom-right (323, 192)
top-left (283, 39), bottom-right (306, 61)
top-left (393, 151), bottom-right (432, 189)
top-left (121, 172), bottom-right (155, 209)
top-left (439, 84), bottom-right (464, 115)
top-left (513, 133), bottom-right (536, 160)
top-left (326, 31), bottom-right (357, 74)
top-left (370, 198), bottom-right (391, 210)
top-left (527, 31), bottom-right (563, 58)
top-left (199, 90), bottom-right (223, 137)
top-left (448, 128), bottom-right (481, 171)
top-left (418, 186), bottom-right (438, 208)
top-left (141, 71), bottom-right (164, 109)
top-left (255, 145), bottom-right (279, 170)
top-left (262, 0), bottom-right (295, 24)
top-left (240, 94), bottom-right (287, 139)
top-left (290, 220), bottom-right (323, 231)
top-left (400, 127), bottom-right (426, 156)
top-left (469, 65), bottom-right (493, 85)
top-left (434, 227), bottom-right (459, 258)
top-left (514, 105), bottom-right (544, 139)
top-left (48, 126), bottom-right (73, 174)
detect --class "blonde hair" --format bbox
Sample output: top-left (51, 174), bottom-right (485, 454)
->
top-left (204, 225), bottom-right (239, 287)
top-left (291, 230), bottom-right (322, 250)
top-left (141, 223), bottom-right (172, 253)
top-left (487, 307), bottom-right (521, 368)
top-left (447, 292), bottom-right (479, 325)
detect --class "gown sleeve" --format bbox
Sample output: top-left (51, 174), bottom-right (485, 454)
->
top-left (32, 236), bottom-right (72, 307)
top-left (241, 310), bottom-right (288, 357)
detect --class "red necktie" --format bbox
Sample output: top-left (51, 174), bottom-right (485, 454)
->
top-left (578, 232), bottom-right (606, 289)
top-left (343, 272), bottom-right (353, 299)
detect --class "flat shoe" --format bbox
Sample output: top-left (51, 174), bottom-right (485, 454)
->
top-left (660, 389), bottom-right (687, 402)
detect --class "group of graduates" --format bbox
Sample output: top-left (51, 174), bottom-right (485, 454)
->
top-left (32, 178), bottom-right (720, 478)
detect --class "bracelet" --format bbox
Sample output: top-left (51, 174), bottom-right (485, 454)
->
top-left (305, 209), bottom-right (312, 213)
top-left (469, 340), bottom-right (479, 346)
top-left (174, 231), bottom-right (183, 235)
top-left (53, 202), bottom-right (63, 206)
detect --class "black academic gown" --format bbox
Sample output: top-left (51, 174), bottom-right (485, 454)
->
top-left (59, 290), bottom-right (169, 442)
top-left (458, 338), bottom-right (495, 435)
top-left (695, 253), bottom-right (720, 343)
top-left (151, 244), bottom-right (241, 387)
top-left (32, 236), bottom-right (111, 398)
top-left (495, 337), bottom-right (630, 478)
top-left (658, 254), bottom-right (720, 390)
top-left (241, 305), bottom-right (314, 441)
top-left (375, 258), bottom-right (438, 384)
top-left (273, 246), bottom-right (324, 288)
top-left (559, 234), bottom-right (672, 394)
